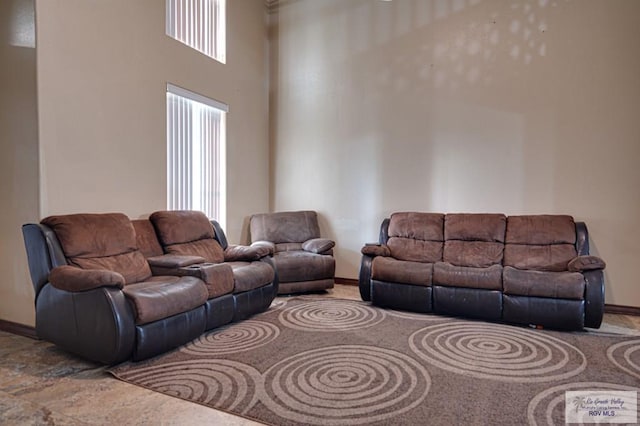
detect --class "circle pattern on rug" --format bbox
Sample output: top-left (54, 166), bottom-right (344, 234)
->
top-left (607, 339), bottom-right (640, 379)
top-left (527, 382), bottom-right (640, 426)
top-left (259, 345), bottom-right (431, 425)
top-left (409, 322), bottom-right (586, 382)
top-left (115, 359), bottom-right (263, 414)
top-left (278, 300), bottom-right (385, 331)
top-left (384, 309), bottom-right (444, 321)
top-left (268, 299), bottom-right (288, 311)
top-left (181, 320), bottom-right (280, 356)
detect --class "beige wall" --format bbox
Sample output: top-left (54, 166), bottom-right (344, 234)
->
top-left (0, 0), bottom-right (269, 326)
top-left (270, 0), bottom-right (640, 307)
top-left (37, 0), bottom-right (269, 240)
top-left (0, 0), bottom-right (39, 326)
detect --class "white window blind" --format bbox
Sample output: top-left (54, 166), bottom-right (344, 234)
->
top-left (166, 0), bottom-right (226, 63)
top-left (166, 84), bottom-right (227, 227)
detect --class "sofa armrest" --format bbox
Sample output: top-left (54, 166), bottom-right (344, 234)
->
top-left (48, 265), bottom-right (125, 292)
top-left (147, 254), bottom-right (206, 268)
top-left (302, 238), bottom-right (335, 254)
top-left (361, 243), bottom-right (391, 258)
top-left (568, 255), bottom-right (606, 272)
top-left (224, 244), bottom-right (273, 262)
top-left (583, 269), bottom-right (605, 328)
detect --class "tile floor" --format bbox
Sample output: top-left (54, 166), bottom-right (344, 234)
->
top-left (1, 284), bottom-right (638, 425)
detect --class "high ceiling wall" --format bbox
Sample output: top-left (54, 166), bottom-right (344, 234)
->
top-left (269, 0), bottom-right (640, 307)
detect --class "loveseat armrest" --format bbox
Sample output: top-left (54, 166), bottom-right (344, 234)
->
top-left (224, 243), bottom-right (273, 262)
top-left (49, 265), bottom-right (125, 292)
top-left (568, 255), bottom-right (606, 272)
top-left (302, 238), bottom-right (335, 254)
top-left (147, 254), bottom-right (206, 268)
top-left (361, 243), bottom-right (391, 258)
top-left (583, 269), bottom-right (605, 328)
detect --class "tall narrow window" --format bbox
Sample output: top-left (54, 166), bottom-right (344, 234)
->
top-left (166, 83), bottom-right (227, 227)
top-left (166, 0), bottom-right (226, 63)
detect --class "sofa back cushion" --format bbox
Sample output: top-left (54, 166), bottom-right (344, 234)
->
top-left (131, 219), bottom-right (164, 258)
top-left (149, 210), bottom-right (224, 263)
top-left (41, 213), bottom-right (152, 284)
top-left (250, 211), bottom-right (321, 245)
top-left (443, 213), bottom-right (506, 268)
top-left (387, 212), bottom-right (444, 263)
top-left (504, 215), bottom-right (577, 271)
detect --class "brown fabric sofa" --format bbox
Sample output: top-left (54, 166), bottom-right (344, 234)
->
top-left (22, 211), bottom-right (277, 364)
top-left (359, 212), bottom-right (605, 330)
top-left (250, 210), bottom-right (335, 294)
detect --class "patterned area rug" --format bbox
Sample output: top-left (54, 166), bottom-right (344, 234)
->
top-left (109, 297), bottom-right (640, 425)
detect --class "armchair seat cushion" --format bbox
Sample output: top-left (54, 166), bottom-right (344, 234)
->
top-left (371, 257), bottom-right (433, 287)
top-left (227, 261), bottom-right (276, 293)
top-left (433, 262), bottom-right (502, 290)
top-left (503, 266), bottom-right (584, 300)
top-left (274, 251), bottom-right (335, 282)
top-left (122, 276), bottom-right (208, 325)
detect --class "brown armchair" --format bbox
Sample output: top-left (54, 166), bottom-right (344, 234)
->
top-left (250, 210), bottom-right (335, 294)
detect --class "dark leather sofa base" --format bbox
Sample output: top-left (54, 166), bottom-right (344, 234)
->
top-left (134, 306), bottom-right (206, 361)
top-left (371, 280), bottom-right (433, 313)
top-left (503, 295), bottom-right (585, 330)
top-left (36, 285), bottom-right (135, 365)
top-left (433, 286), bottom-right (502, 320)
top-left (204, 294), bottom-right (235, 330)
top-left (233, 283), bottom-right (277, 322)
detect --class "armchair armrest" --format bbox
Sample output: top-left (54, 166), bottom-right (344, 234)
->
top-left (302, 238), bottom-right (335, 254)
top-left (48, 265), bottom-right (125, 292)
top-left (147, 254), bottom-right (206, 268)
top-left (224, 243), bottom-right (273, 262)
top-left (251, 240), bottom-right (276, 253)
top-left (568, 255), bottom-right (606, 272)
top-left (361, 243), bottom-right (391, 258)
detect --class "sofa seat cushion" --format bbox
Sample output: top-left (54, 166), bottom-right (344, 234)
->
top-left (433, 262), bottom-right (502, 290)
top-left (371, 257), bottom-right (433, 287)
top-left (123, 276), bottom-right (208, 325)
top-left (226, 261), bottom-right (275, 293)
top-left (503, 266), bottom-right (585, 300)
top-left (274, 251), bottom-right (335, 282)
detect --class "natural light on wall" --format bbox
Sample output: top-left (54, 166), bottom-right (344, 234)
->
top-left (166, 0), bottom-right (226, 63)
top-left (166, 84), bottom-right (228, 227)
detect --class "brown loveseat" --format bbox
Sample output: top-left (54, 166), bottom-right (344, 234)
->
top-left (359, 212), bottom-right (605, 330)
top-left (22, 211), bottom-right (277, 364)
top-left (250, 210), bottom-right (335, 294)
